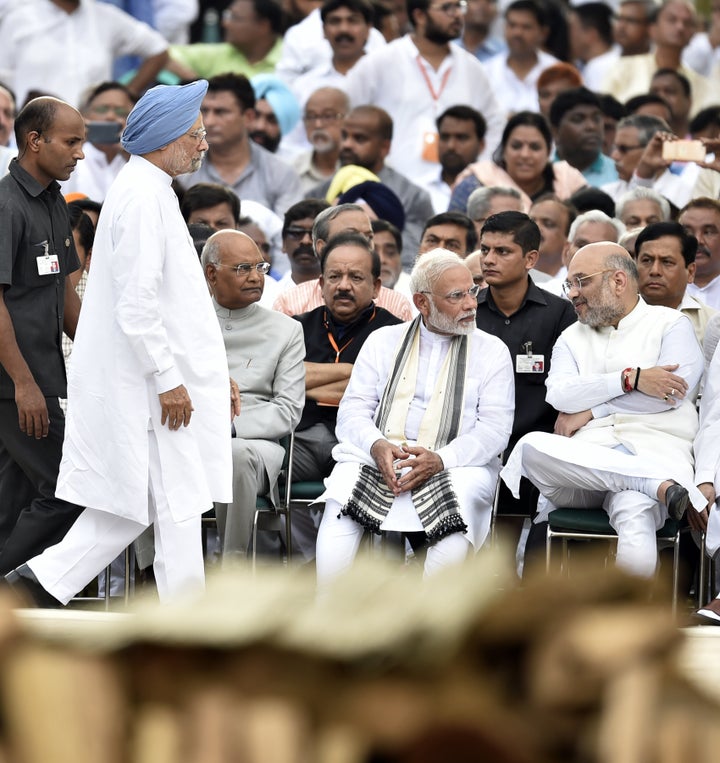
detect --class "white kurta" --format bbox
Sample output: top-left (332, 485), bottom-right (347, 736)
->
top-left (320, 321), bottom-right (514, 548)
top-left (694, 339), bottom-right (720, 555)
top-left (60, 142), bottom-right (127, 202)
top-left (345, 35), bottom-right (504, 186)
top-left (0, 0), bottom-right (168, 108)
top-left (503, 299), bottom-right (707, 515)
top-left (56, 155), bottom-right (232, 524)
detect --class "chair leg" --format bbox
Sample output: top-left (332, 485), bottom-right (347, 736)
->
top-left (284, 505), bottom-right (292, 565)
top-left (102, 563), bottom-right (112, 610)
top-left (251, 510), bottom-right (261, 574)
top-left (699, 532), bottom-right (707, 607)
top-left (561, 538), bottom-right (569, 575)
top-left (545, 527), bottom-right (552, 572)
top-left (671, 535), bottom-right (680, 618)
top-left (124, 545), bottom-right (134, 605)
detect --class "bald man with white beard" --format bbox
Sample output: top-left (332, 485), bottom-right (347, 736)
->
top-left (502, 242), bottom-right (707, 579)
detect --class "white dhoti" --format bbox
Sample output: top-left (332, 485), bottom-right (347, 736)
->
top-left (28, 432), bottom-right (204, 604)
top-left (502, 432), bottom-right (706, 578)
top-left (315, 459), bottom-right (497, 584)
top-left (707, 500), bottom-right (720, 557)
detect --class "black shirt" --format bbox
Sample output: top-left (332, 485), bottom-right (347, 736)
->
top-left (0, 159), bottom-right (79, 398)
top-left (476, 277), bottom-right (576, 452)
top-left (294, 302), bottom-right (402, 431)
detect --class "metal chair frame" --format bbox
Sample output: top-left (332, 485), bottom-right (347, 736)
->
top-left (545, 510), bottom-right (684, 615)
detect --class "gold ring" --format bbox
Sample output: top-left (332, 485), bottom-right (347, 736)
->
top-left (663, 395), bottom-right (669, 401)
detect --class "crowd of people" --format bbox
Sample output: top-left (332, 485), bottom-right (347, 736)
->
top-left (1, 0), bottom-right (720, 620)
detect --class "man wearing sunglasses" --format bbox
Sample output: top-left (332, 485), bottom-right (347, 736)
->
top-left (202, 230), bottom-right (305, 562)
top-left (503, 241), bottom-right (707, 581)
top-left (314, 246), bottom-right (514, 583)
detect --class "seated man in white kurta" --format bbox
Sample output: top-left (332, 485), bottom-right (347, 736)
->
top-left (502, 242), bottom-right (707, 579)
top-left (315, 249), bottom-right (514, 584)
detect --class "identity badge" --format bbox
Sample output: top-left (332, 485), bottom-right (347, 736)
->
top-left (516, 354), bottom-right (545, 373)
top-left (37, 254), bottom-right (60, 275)
top-left (421, 132), bottom-right (439, 163)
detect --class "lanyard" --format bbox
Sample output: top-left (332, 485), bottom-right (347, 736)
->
top-left (416, 55), bottom-right (452, 103)
top-left (323, 306), bottom-right (376, 362)
top-left (327, 332), bottom-right (354, 363)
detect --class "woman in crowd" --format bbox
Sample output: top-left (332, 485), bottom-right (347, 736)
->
top-left (449, 111), bottom-right (587, 214)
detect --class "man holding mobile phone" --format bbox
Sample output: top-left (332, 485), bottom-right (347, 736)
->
top-left (60, 81), bottom-right (137, 202)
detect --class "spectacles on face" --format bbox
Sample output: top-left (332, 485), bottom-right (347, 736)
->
top-left (421, 284), bottom-right (480, 304)
top-left (561, 268), bottom-right (615, 296)
top-left (611, 143), bottom-right (644, 154)
top-left (187, 128), bottom-right (208, 144)
top-left (429, 0), bottom-right (467, 16)
top-left (285, 226), bottom-right (314, 240)
top-left (88, 104), bottom-right (131, 118)
top-left (302, 111), bottom-right (345, 124)
top-left (215, 262), bottom-right (271, 275)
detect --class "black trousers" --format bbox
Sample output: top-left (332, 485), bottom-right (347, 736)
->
top-left (0, 398), bottom-right (83, 575)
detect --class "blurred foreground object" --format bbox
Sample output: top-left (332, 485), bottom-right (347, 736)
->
top-left (0, 553), bottom-right (717, 762)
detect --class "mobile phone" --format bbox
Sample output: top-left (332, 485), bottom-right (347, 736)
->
top-left (662, 139), bottom-right (706, 162)
top-left (86, 121), bottom-right (122, 144)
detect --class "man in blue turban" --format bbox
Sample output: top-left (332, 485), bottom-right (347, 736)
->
top-left (249, 74), bottom-right (301, 153)
top-left (6, 80), bottom-right (241, 607)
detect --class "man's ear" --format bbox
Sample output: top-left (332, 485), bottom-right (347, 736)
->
top-left (612, 268), bottom-right (628, 292)
top-left (205, 263), bottom-right (218, 287)
top-left (26, 130), bottom-right (42, 154)
top-left (687, 261), bottom-right (696, 284)
top-left (413, 291), bottom-right (429, 314)
top-left (525, 248), bottom-right (539, 270)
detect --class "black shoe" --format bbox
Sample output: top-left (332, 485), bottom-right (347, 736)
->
top-left (4, 564), bottom-right (63, 608)
top-left (665, 482), bottom-right (689, 521)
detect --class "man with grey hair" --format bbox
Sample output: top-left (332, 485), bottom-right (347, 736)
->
top-left (466, 185), bottom-right (523, 241)
top-left (202, 229), bottom-right (305, 562)
top-left (542, 209), bottom-right (626, 296)
top-left (273, 203), bottom-right (413, 320)
top-left (315, 246), bottom-right (514, 583)
top-left (616, 186), bottom-right (671, 229)
top-left (503, 241), bottom-right (707, 579)
top-left (602, 114), bottom-right (695, 207)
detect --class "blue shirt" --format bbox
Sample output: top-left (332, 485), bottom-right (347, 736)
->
top-left (453, 36), bottom-right (506, 63)
top-left (553, 151), bottom-right (618, 188)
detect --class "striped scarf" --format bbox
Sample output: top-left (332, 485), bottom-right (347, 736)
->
top-left (343, 316), bottom-right (469, 540)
